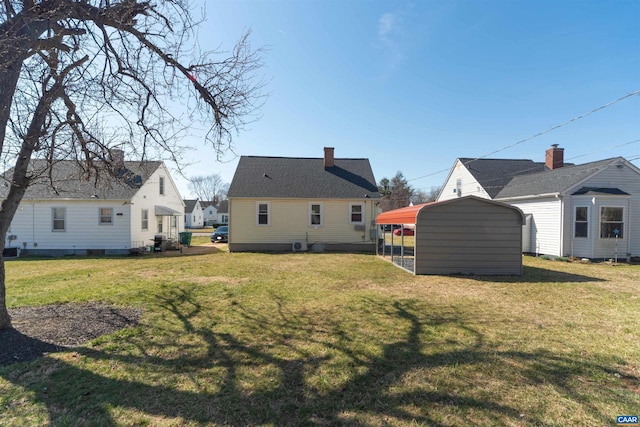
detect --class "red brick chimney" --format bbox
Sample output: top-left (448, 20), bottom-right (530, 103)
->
top-left (324, 147), bottom-right (335, 168)
top-left (545, 144), bottom-right (564, 170)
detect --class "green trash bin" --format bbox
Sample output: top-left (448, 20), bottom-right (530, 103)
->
top-left (179, 232), bottom-right (193, 247)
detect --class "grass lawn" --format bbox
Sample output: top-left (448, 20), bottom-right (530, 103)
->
top-left (1, 252), bottom-right (638, 426)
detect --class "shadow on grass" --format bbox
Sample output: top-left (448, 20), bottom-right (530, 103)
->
top-left (0, 286), bottom-right (632, 426)
top-left (462, 265), bottom-right (605, 283)
top-left (0, 329), bottom-right (63, 366)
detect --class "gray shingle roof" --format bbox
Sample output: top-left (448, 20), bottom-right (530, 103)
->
top-left (459, 158), bottom-right (548, 198)
top-left (0, 159), bottom-right (162, 200)
top-left (184, 199), bottom-right (199, 212)
top-left (227, 156), bottom-right (380, 199)
top-left (495, 158), bottom-right (619, 199)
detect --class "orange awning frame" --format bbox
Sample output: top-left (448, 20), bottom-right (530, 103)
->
top-left (375, 202), bottom-right (435, 225)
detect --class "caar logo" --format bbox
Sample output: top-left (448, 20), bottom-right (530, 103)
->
top-left (617, 415), bottom-right (639, 426)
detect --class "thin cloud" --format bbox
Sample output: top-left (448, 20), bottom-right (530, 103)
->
top-left (376, 11), bottom-right (404, 72)
top-left (378, 12), bottom-right (398, 45)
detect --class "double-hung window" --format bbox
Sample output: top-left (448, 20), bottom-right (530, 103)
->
top-left (350, 203), bottom-right (364, 224)
top-left (600, 207), bottom-right (624, 238)
top-left (99, 208), bottom-right (113, 225)
top-left (309, 203), bottom-right (323, 226)
top-left (52, 207), bottom-right (66, 231)
top-left (141, 209), bottom-right (149, 230)
top-left (257, 202), bottom-right (270, 226)
top-left (574, 207), bottom-right (588, 238)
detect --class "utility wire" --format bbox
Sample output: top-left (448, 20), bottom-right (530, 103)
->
top-left (408, 89), bottom-right (640, 182)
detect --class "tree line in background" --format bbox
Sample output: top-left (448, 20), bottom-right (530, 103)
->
top-left (188, 174), bottom-right (229, 204)
top-left (378, 172), bottom-right (441, 211)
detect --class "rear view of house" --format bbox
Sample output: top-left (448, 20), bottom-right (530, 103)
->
top-left (227, 147), bottom-right (381, 252)
top-left (1, 154), bottom-right (184, 256)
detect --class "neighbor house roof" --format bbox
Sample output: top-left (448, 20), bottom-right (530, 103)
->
top-left (184, 199), bottom-right (199, 213)
top-left (458, 158), bottom-right (549, 198)
top-left (495, 157), bottom-right (622, 199)
top-left (216, 199), bottom-right (229, 213)
top-left (0, 159), bottom-right (163, 200)
top-left (227, 156), bottom-right (380, 199)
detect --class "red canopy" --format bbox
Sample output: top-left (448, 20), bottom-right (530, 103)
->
top-left (376, 202), bottom-right (435, 224)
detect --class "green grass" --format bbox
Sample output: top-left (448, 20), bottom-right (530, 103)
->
top-left (1, 253), bottom-right (639, 426)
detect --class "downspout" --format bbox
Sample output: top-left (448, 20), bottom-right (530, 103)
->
top-left (558, 194), bottom-right (564, 257)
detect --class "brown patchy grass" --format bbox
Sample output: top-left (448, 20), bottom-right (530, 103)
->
top-left (0, 253), bottom-right (638, 426)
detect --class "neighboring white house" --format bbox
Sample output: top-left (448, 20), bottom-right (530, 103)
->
top-left (227, 147), bottom-right (381, 252)
top-left (201, 200), bottom-right (228, 226)
top-left (1, 155), bottom-right (185, 256)
top-left (184, 199), bottom-right (204, 228)
top-left (438, 145), bottom-right (640, 260)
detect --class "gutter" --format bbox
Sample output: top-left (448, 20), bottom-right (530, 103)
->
top-left (496, 192), bottom-right (561, 202)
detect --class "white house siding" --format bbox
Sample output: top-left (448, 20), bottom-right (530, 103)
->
top-left (185, 201), bottom-right (204, 228)
top-left (414, 198), bottom-right (523, 275)
top-left (7, 200), bottom-right (132, 254)
top-left (438, 160), bottom-right (490, 202)
top-left (229, 198), bottom-right (377, 251)
top-left (568, 163), bottom-right (639, 258)
top-left (130, 165), bottom-right (185, 245)
top-left (505, 197), bottom-right (562, 256)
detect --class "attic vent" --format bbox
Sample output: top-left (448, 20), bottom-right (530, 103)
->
top-left (292, 241), bottom-right (308, 252)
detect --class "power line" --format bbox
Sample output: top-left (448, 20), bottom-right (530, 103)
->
top-left (408, 89), bottom-right (640, 182)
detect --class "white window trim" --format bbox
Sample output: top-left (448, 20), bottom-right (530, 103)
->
top-left (256, 201), bottom-right (270, 226)
top-left (309, 202), bottom-right (323, 227)
top-left (52, 207), bottom-right (66, 232)
top-left (599, 206), bottom-right (625, 239)
top-left (159, 176), bottom-right (165, 195)
top-left (141, 209), bottom-right (149, 231)
top-left (574, 206), bottom-right (589, 239)
top-left (349, 202), bottom-right (364, 224)
top-left (99, 207), bottom-right (114, 225)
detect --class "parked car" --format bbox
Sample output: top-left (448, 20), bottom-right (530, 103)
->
top-left (211, 226), bottom-right (229, 243)
top-left (393, 227), bottom-right (414, 236)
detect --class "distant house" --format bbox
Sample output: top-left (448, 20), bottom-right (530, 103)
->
top-left (438, 145), bottom-right (640, 260)
top-left (227, 147), bottom-right (381, 252)
top-left (202, 200), bottom-right (228, 226)
top-left (1, 152), bottom-right (184, 256)
top-left (184, 199), bottom-right (204, 228)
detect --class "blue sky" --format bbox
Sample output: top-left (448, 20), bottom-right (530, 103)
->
top-left (174, 0), bottom-right (640, 198)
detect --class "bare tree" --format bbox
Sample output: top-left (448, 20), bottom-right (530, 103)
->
top-left (0, 1), bottom-right (266, 329)
top-left (411, 186), bottom-right (441, 204)
top-left (188, 173), bottom-right (228, 203)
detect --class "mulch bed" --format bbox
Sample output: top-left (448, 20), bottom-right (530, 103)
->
top-left (0, 302), bottom-right (141, 367)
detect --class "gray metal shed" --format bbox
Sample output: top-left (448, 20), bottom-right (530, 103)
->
top-left (377, 196), bottom-right (525, 275)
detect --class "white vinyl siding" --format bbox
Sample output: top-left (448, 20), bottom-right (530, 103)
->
top-left (438, 160), bottom-right (490, 202)
top-left (507, 197), bottom-right (562, 256)
top-left (11, 202), bottom-right (130, 250)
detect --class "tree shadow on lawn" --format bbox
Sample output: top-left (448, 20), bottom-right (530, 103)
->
top-left (0, 287), bottom-right (632, 426)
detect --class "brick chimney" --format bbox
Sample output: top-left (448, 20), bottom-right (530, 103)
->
top-left (109, 149), bottom-right (125, 169)
top-left (324, 147), bottom-right (335, 168)
top-left (545, 144), bottom-right (564, 170)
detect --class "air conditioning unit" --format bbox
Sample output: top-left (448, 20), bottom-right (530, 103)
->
top-left (292, 241), bottom-right (308, 252)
